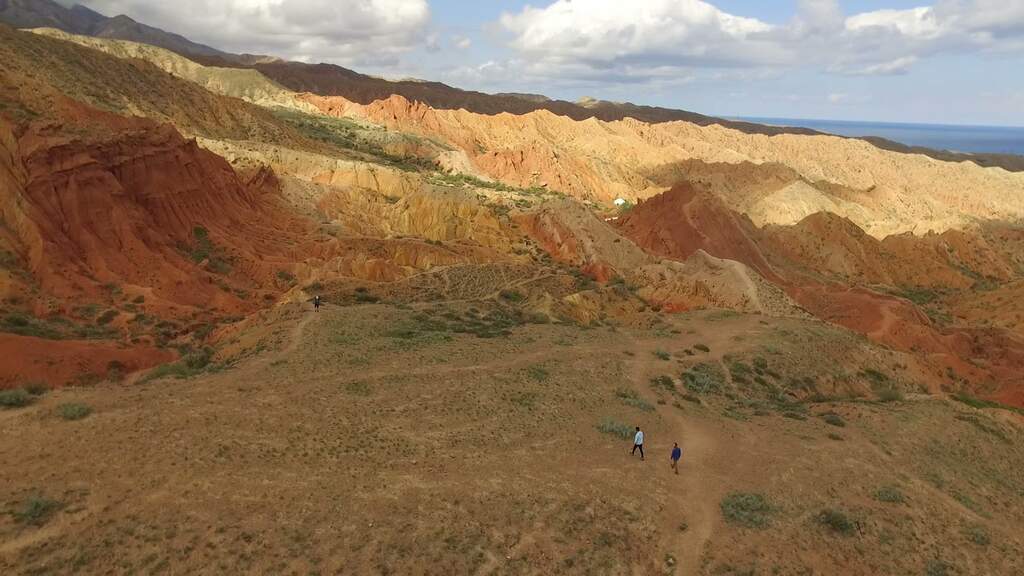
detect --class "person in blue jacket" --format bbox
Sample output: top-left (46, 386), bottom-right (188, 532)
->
top-left (670, 442), bottom-right (682, 475)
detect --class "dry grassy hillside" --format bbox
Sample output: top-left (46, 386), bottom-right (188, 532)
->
top-left (0, 24), bottom-right (307, 146)
top-left (28, 28), bottom-right (317, 114)
top-left (2, 302), bottom-right (1022, 575)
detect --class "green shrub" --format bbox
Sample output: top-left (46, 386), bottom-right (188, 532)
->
top-left (0, 388), bottom-right (33, 408)
top-left (874, 486), bottom-right (905, 504)
top-left (354, 292), bottom-right (380, 303)
top-left (140, 348), bottom-right (214, 383)
top-left (654, 350), bottom-right (671, 361)
top-left (720, 493), bottom-right (772, 529)
top-left (877, 388), bottom-right (904, 403)
top-left (616, 388), bottom-right (654, 412)
top-left (14, 495), bottom-right (61, 525)
top-left (499, 290), bottom-right (524, 302)
top-left (526, 365), bottom-right (549, 382)
top-left (964, 524), bottom-right (990, 546)
top-left (58, 403), bottom-right (92, 421)
top-left (821, 412), bottom-right (846, 427)
top-left (650, 375), bottom-right (675, 392)
top-left (950, 393), bottom-right (1024, 415)
top-left (184, 348), bottom-right (213, 370)
top-left (596, 419), bottom-right (634, 439)
top-left (95, 309), bottom-right (119, 325)
top-left (682, 363), bottom-right (725, 394)
top-left (25, 383), bottom-right (49, 396)
top-left (817, 509), bottom-right (855, 535)
top-left (693, 344), bottom-right (710, 353)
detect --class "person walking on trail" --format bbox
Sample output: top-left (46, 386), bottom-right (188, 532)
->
top-left (313, 295), bottom-right (321, 312)
top-left (670, 442), bottom-right (682, 475)
top-left (631, 426), bottom-right (645, 460)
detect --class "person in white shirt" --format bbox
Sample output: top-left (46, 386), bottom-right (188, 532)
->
top-left (631, 426), bottom-right (645, 460)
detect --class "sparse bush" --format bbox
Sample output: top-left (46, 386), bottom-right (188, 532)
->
top-left (58, 403), bottom-right (92, 421)
top-left (693, 344), bottom-right (710, 353)
top-left (184, 348), bottom-right (213, 370)
top-left (140, 348), bottom-right (214, 383)
top-left (0, 388), bottom-right (33, 408)
top-left (817, 509), bottom-right (855, 535)
top-left (526, 365), bottom-right (549, 382)
top-left (654, 350), bottom-right (671, 361)
top-left (925, 560), bottom-right (953, 576)
top-left (964, 524), bottom-right (990, 546)
top-left (782, 411), bottom-right (807, 421)
top-left (499, 290), bottom-right (524, 302)
top-left (950, 393), bottom-right (1024, 415)
top-left (14, 494), bottom-right (61, 526)
top-left (596, 418), bottom-right (633, 439)
top-left (681, 393), bottom-right (701, 404)
top-left (827, 433), bottom-right (844, 441)
top-left (821, 412), bottom-right (846, 427)
top-left (877, 388), bottom-right (904, 403)
top-left (875, 486), bottom-right (905, 504)
top-left (682, 363), bottom-right (725, 394)
top-left (95, 309), bottom-right (119, 325)
top-left (343, 381), bottom-right (371, 396)
top-left (862, 368), bottom-right (889, 385)
top-left (650, 375), bottom-right (675, 392)
top-left (616, 388), bottom-right (654, 412)
top-left (728, 359), bottom-right (753, 384)
top-left (509, 392), bottom-right (538, 409)
top-left (720, 493), bottom-right (771, 529)
top-left (25, 383), bottom-right (48, 396)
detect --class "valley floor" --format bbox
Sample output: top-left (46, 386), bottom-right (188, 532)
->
top-left (2, 303), bottom-right (1023, 575)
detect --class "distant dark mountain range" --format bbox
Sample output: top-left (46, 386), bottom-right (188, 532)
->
top-left (3, 0), bottom-right (1021, 171)
top-left (0, 0), bottom-right (225, 56)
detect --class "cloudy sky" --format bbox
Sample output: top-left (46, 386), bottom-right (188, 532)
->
top-left (70, 0), bottom-right (1024, 126)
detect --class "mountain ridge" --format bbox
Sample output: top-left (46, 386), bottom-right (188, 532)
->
top-left (3, 0), bottom-right (1022, 172)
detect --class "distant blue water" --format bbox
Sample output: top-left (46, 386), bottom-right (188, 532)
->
top-left (735, 117), bottom-right (1024, 156)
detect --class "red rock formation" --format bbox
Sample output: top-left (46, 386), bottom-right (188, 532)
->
top-left (615, 183), bottom-right (1024, 403)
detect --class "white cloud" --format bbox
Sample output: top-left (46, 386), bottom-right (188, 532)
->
top-left (453, 35), bottom-right (472, 50)
top-left (497, 0), bottom-right (1024, 84)
top-left (500, 0), bottom-right (787, 75)
top-left (832, 55), bottom-right (919, 76)
top-left (828, 93), bottom-right (848, 104)
top-left (845, 7), bottom-right (942, 39)
top-left (76, 0), bottom-right (431, 67)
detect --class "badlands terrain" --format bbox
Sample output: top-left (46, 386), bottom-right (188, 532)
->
top-left (2, 3), bottom-right (1024, 574)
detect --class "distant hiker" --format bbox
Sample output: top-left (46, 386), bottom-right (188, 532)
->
top-left (670, 442), bottom-right (682, 475)
top-left (313, 295), bottom-right (321, 312)
top-left (631, 426), bottom-right (645, 460)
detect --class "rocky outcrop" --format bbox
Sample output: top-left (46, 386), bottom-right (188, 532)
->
top-left (303, 93), bottom-right (1024, 237)
top-left (517, 198), bottom-right (803, 317)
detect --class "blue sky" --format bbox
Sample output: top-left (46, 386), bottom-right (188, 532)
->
top-left (77, 1), bottom-right (1024, 126)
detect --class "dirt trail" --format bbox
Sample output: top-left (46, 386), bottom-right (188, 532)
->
top-left (624, 332), bottom-right (721, 575)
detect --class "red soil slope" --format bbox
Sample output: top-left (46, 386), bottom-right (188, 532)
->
top-left (616, 184), bottom-right (1024, 402)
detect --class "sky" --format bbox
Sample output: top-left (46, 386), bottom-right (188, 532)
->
top-left (68, 1), bottom-right (1024, 126)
